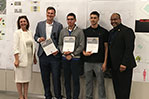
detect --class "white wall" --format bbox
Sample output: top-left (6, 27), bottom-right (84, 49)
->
top-left (1, 0), bottom-right (149, 99)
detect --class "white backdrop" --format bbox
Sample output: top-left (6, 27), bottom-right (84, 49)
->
top-left (2, 0), bottom-right (147, 78)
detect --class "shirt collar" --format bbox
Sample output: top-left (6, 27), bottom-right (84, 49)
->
top-left (46, 22), bottom-right (53, 26)
top-left (67, 25), bottom-right (77, 31)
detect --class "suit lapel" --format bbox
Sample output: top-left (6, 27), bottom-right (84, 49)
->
top-left (110, 24), bottom-right (123, 46)
top-left (20, 29), bottom-right (28, 49)
top-left (51, 21), bottom-right (56, 36)
top-left (43, 21), bottom-right (46, 39)
top-left (110, 29), bottom-right (121, 47)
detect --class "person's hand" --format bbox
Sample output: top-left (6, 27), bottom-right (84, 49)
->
top-left (39, 37), bottom-right (45, 42)
top-left (66, 55), bottom-right (72, 60)
top-left (83, 50), bottom-right (93, 56)
top-left (33, 57), bottom-right (37, 64)
top-left (63, 51), bottom-right (71, 55)
top-left (120, 65), bottom-right (126, 72)
top-left (102, 63), bottom-right (106, 72)
top-left (52, 51), bottom-right (59, 56)
top-left (14, 60), bottom-right (19, 68)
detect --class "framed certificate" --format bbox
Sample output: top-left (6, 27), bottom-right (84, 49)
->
top-left (41, 38), bottom-right (58, 56)
top-left (62, 36), bottom-right (75, 52)
top-left (86, 37), bottom-right (99, 53)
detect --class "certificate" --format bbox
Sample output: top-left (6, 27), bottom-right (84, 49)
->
top-left (41, 38), bottom-right (58, 56)
top-left (62, 36), bottom-right (75, 52)
top-left (86, 37), bottom-right (99, 53)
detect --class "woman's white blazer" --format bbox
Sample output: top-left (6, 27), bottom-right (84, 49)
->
top-left (13, 29), bottom-right (35, 67)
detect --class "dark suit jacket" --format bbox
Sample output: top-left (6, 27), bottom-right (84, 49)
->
top-left (34, 20), bottom-right (63, 57)
top-left (108, 24), bottom-right (136, 71)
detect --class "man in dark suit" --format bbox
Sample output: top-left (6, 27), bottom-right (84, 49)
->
top-left (34, 7), bottom-right (63, 99)
top-left (108, 13), bottom-right (136, 99)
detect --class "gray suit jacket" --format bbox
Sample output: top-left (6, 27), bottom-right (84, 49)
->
top-left (34, 20), bottom-right (63, 57)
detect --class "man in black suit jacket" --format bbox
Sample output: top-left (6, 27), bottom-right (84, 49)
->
top-left (108, 13), bottom-right (136, 99)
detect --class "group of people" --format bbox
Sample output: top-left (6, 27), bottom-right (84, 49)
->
top-left (13, 6), bottom-right (136, 99)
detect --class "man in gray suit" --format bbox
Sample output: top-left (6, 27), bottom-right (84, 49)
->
top-left (34, 7), bottom-right (63, 99)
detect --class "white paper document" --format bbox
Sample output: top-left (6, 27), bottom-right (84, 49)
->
top-left (41, 38), bottom-right (58, 56)
top-left (62, 36), bottom-right (75, 52)
top-left (86, 37), bottom-right (99, 53)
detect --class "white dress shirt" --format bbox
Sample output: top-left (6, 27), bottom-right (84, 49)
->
top-left (46, 22), bottom-right (53, 40)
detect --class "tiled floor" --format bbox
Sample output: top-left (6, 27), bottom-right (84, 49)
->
top-left (0, 91), bottom-right (67, 99)
top-left (0, 91), bottom-right (44, 99)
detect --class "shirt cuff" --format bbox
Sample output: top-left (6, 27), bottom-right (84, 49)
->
top-left (71, 53), bottom-right (74, 57)
top-left (37, 38), bottom-right (40, 42)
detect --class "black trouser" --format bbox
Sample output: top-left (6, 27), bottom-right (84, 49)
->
top-left (39, 53), bottom-right (62, 99)
top-left (112, 68), bottom-right (133, 99)
top-left (62, 59), bottom-right (80, 99)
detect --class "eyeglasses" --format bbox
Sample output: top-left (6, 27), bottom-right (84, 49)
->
top-left (67, 18), bottom-right (74, 21)
top-left (90, 17), bottom-right (98, 19)
top-left (110, 18), bottom-right (120, 21)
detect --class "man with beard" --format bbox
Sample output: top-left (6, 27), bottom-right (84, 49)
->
top-left (108, 13), bottom-right (136, 99)
top-left (82, 11), bottom-right (108, 99)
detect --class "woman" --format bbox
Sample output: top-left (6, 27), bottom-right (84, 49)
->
top-left (13, 15), bottom-right (37, 99)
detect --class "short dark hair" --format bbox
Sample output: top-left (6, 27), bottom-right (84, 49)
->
top-left (90, 11), bottom-right (100, 18)
top-left (67, 13), bottom-right (76, 19)
top-left (46, 6), bottom-right (56, 14)
top-left (17, 15), bottom-right (30, 30)
top-left (114, 13), bottom-right (121, 19)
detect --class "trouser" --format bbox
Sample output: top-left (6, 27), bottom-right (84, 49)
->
top-left (84, 62), bottom-right (106, 99)
top-left (62, 59), bottom-right (80, 99)
top-left (112, 68), bottom-right (133, 99)
top-left (39, 53), bottom-right (62, 99)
